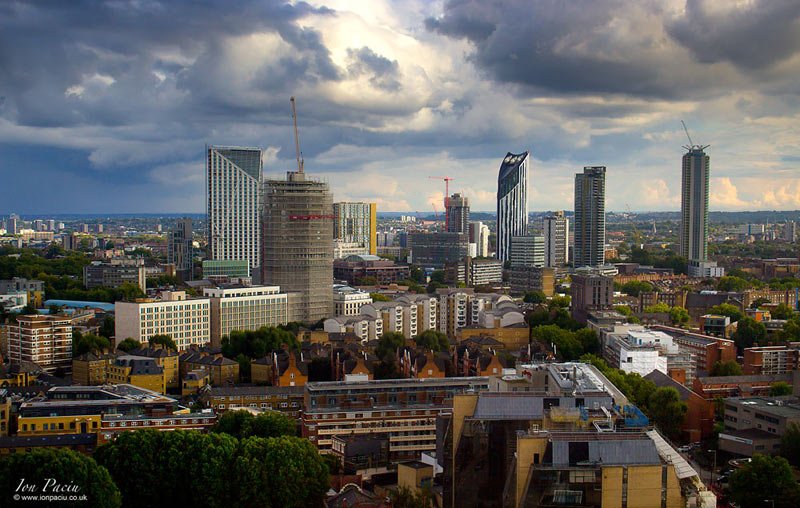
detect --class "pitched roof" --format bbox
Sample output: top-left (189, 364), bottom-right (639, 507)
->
top-left (644, 370), bottom-right (694, 401)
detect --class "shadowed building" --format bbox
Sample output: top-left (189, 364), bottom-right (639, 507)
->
top-left (497, 152), bottom-right (529, 262)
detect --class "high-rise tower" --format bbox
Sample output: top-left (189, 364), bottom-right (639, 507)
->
top-left (206, 146), bottom-right (262, 275)
top-left (542, 211), bottom-right (569, 267)
top-left (168, 217), bottom-right (193, 280)
top-left (446, 193), bottom-right (470, 234)
top-left (496, 151), bottom-right (529, 262)
top-left (333, 202), bottom-right (377, 255)
top-left (261, 171), bottom-right (334, 323)
top-left (680, 147), bottom-right (710, 262)
top-left (573, 167), bottom-right (606, 268)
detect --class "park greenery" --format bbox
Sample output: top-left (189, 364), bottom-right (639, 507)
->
top-left (221, 326), bottom-right (299, 360)
top-left (414, 329), bottom-right (450, 352)
top-left (72, 330), bottom-right (112, 356)
top-left (531, 325), bottom-right (599, 361)
top-left (709, 360), bottom-right (743, 377)
top-left (148, 334), bottom-right (177, 351)
top-left (213, 410), bottom-right (296, 439)
top-left (94, 429), bottom-right (330, 508)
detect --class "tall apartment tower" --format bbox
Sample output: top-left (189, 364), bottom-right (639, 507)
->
top-left (573, 167), bottom-right (606, 268)
top-left (542, 211), bottom-right (569, 267)
top-left (333, 202), bottom-right (377, 255)
top-left (680, 147), bottom-right (710, 262)
top-left (261, 171), bottom-right (334, 323)
top-left (497, 151), bottom-right (529, 262)
top-left (446, 193), bottom-right (470, 234)
top-left (469, 222), bottom-right (490, 257)
top-left (168, 218), bottom-right (193, 280)
top-left (206, 146), bottom-right (262, 275)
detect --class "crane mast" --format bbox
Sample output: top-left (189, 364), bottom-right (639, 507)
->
top-left (290, 96), bottom-right (304, 173)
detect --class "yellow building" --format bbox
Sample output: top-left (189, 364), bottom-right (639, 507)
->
top-left (251, 357), bottom-right (272, 385)
top-left (0, 360), bottom-right (41, 387)
top-left (127, 346), bottom-right (179, 390)
top-left (457, 323), bottom-right (529, 350)
top-left (398, 460), bottom-right (434, 493)
top-left (446, 392), bottom-right (716, 508)
top-left (107, 357), bottom-right (166, 394)
top-left (72, 352), bottom-right (117, 385)
top-left (181, 369), bottom-right (210, 397)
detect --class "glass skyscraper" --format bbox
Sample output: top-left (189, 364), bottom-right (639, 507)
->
top-left (496, 151), bottom-right (529, 262)
top-left (206, 146), bottom-right (262, 275)
top-left (573, 166), bottom-right (606, 268)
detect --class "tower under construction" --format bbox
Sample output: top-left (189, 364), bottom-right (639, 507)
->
top-left (261, 172), bottom-right (334, 323)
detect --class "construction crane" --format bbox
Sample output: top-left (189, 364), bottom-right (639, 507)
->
top-left (626, 203), bottom-right (643, 248)
top-left (290, 96), bottom-right (304, 173)
top-left (428, 176), bottom-right (454, 229)
top-left (681, 120), bottom-right (709, 151)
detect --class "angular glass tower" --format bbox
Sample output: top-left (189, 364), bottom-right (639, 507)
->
top-left (206, 146), bottom-right (262, 275)
top-left (496, 151), bottom-right (529, 262)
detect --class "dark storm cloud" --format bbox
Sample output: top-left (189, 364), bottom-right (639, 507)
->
top-left (667, 0), bottom-right (800, 70)
top-left (426, 0), bottom-right (800, 99)
top-left (346, 47), bottom-right (402, 92)
top-left (0, 0), bottom-right (337, 127)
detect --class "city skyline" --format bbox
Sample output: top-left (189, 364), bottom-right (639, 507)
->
top-left (1, 1), bottom-right (800, 214)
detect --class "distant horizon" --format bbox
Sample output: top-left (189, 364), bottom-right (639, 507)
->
top-left (3, 209), bottom-right (800, 219)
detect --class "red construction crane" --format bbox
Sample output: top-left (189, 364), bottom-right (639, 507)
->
top-left (428, 176), bottom-right (454, 229)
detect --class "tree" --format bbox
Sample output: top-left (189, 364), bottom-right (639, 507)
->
top-left (646, 387), bottom-right (687, 440)
top-left (549, 295), bottom-right (571, 309)
top-left (390, 485), bottom-right (435, 508)
top-left (729, 454), bottom-right (800, 508)
top-left (213, 410), bottom-right (254, 439)
top-left (781, 423), bottom-right (800, 467)
top-left (669, 306), bottom-right (690, 326)
top-left (244, 412), bottom-right (297, 438)
top-left (73, 331), bottom-right (112, 356)
top-left (95, 430), bottom-right (238, 508)
top-left (99, 315), bottom-right (115, 338)
top-left (116, 338), bottom-right (141, 352)
top-left (733, 317), bottom-right (767, 350)
top-left (620, 280), bottom-right (654, 297)
top-left (233, 436), bottom-right (329, 508)
top-left (614, 305), bottom-right (633, 317)
top-left (149, 334), bottom-right (177, 351)
top-left (523, 290), bottom-right (547, 304)
top-left (359, 276), bottom-right (379, 286)
top-left (770, 381), bottom-right (792, 397)
top-left (771, 303), bottom-right (794, 320)
top-left (430, 270), bottom-right (446, 284)
top-left (370, 292), bottom-right (391, 302)
top-left (710, 360), bottom-right (743, 376)
top-left (716, 275), bottom-right (752, 292)
top-left (708, 303), bottom-right (744, 323)
top-left (574, 328), bottom-right (599, 355)
top-left (415, 329), bottom-right (449, 352)
top-left (783, 316), bottom-right (800, 341)
top-left (642, 302), bottom-right (670, 314)
top-left (221, 326), bottom-right (298, 359)
top-left (0, 448), bottom-right (121, 508)
top-left (531, 325), bottom-right (583, 361)
top-left (236, 354), bottom-right (252, 383)
top-left (376, 331), bottom-right (406, 359)
top-left (750, 297), bottom-right (771, 309)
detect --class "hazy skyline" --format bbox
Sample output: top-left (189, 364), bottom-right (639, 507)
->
top-left (1, 0), bottom-right (799, 214)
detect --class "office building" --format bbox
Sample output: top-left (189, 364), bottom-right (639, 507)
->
top-left (574, 166), bottom-right (606, 268)
top-left (115, 291), bottom-right (210, 351)
top-left (202, 259), bottom-right (250, 280)
top-left (719, 395), bottom-right (800, 457)
top-left (571, 272), bottom-right (613, 323)
top-left (469, 221), bottom-right (490, 257)
top-left (203, 285), bottom-right (290, 347)
top-left (445, 257), bottom-right (503, 287)
top-left (650, 325), bottom-right (737, 376)
top-left (680, 146), bottom-right (710, 264)
top-left (8, 315), bottom-right (72, 374)
top-left (333, 254), bottom-right (410, 285)
top-left (201, 385), bottom-right (304, 419)
top-left (261, 171), bottom-right (334, 323)
top-left (542, 210), bottom-right (569, 267)
top-left (167, 218), bottom-right (193, 280)
top-left (83, 259), bottom-right (147, 293)
top-left (743, 345), bottom-right (799, 375)
top-left (445, 193), bottom-right (470, 234)
top-left (508, 266), bottom-right (555, 296)
top-left (302, 377), bottom-right (489, 463)
top-left (332, 284), bottom-right (373, 316)
top-left (333, 202), bottom-right (377, 257)
top-left (409, 232), bottom-right (469, 269)
top-left (206, 146), bottom-right (262, 275)
top-left (510, 235), bottom-right (545, 267)
top-left (496, 151), bottom-right (529, 262)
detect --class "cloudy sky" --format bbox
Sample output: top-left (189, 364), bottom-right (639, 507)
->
top-left (1, 0), bottom-right (799, 214)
